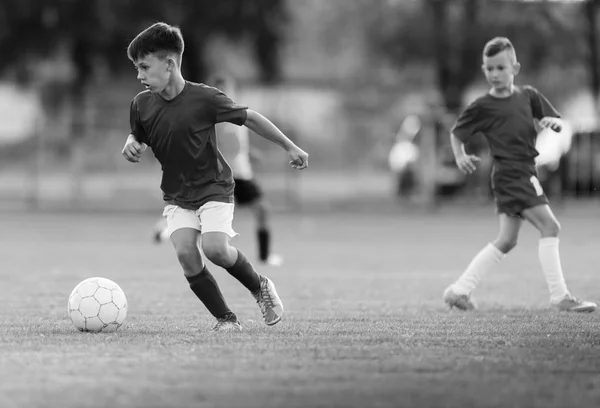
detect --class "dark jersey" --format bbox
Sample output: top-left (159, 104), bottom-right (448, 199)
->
top-left (451, 86), bottom-right (560, 164)
top-left (129, 81), bottom-right (248, 209)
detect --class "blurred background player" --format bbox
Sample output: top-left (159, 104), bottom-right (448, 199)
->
top-left (153, 73), bottom-right (284, 267)
top-left (442, 37), bottom-right (596, 313)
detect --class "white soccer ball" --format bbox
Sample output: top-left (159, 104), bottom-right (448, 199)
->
top-left (67, 277), bottom-right (128, 333)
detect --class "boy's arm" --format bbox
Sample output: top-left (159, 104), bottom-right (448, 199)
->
top-left (126, 134), bottom-right (141, 144)
top-left (529, 87), bottom-right (562, 132)
top-left (122, 134), bottom-right (147, 163)
top-left (125, 99), bottom-right (149, 163)
top-left (450, 132), bottom-right (468, 159)
top-left (243, 109), bottom-right (308, 169)
top-left (450, 132), bottom-right (480, 174)
top-left (450, 99), bottom-right (483, 174)
top-left (244, 110), bottom-right (294, 150)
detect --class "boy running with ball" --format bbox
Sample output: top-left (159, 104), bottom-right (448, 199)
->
top-left (122, 23), bottom-right (309, 331)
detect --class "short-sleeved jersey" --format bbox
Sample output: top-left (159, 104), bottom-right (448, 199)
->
top-left (129, 81), bottom-right (248, 209)
top-left (451, 86), bottom-right (560, 164)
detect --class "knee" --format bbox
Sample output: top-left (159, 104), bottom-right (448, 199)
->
top-left (495, 238), bottom-right (518, 254)
top-left (173, 242), bottom-right (200, 268)
top-left (202, 241), bottom-right (233, 267)
top-left (540, 220), bottom-right (561, 237)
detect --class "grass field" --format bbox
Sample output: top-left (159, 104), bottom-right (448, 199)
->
top-left (1, 205), bottom-right (600, 408)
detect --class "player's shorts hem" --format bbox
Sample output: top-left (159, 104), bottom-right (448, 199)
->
top-left (495, 200), bottom-right (550, 218)
top-left (162, 202), bottom-right (238, 238)
top-left (491, 163), bottom-right (549, 217)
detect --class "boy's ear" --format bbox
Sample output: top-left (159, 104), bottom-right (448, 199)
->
top-left (167, 57), bottom-right (177, 72)
top-left (513, 62), bottom-right (521, 76)
top-left (481, 64), bottom-right (486, 75)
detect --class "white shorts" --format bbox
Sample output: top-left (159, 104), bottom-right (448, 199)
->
top-left (162, 201), bottom-right (238, 238)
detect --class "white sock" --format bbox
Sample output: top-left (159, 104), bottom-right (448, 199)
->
top-left (453, 243), bottom-right (504, 295)
top-left (538, 237), bottom-right (570, 302)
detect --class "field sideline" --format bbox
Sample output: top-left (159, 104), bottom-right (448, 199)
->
top-left (1, 206), bottom-right (599, 408)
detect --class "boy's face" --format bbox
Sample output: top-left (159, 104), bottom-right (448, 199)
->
top-left (481, 49), bottom-right (520, 92)
top-left (133, 53), bottom-right (171, 93)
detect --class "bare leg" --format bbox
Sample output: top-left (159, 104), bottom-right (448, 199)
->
top-left (170, 228), bottom-right (233, 319)
top-left (451, 214), bottom-right (521, 296)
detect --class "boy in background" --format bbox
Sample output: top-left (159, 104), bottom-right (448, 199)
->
top-left (443, 37), bottom-right (595, 313)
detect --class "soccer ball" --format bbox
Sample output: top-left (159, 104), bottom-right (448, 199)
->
top-left (67, 277), bottom-right (128, 333)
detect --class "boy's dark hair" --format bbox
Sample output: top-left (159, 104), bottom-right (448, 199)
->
top-left (127, 22), bottom-right (184, 63)
top-left (483, 37), bottom-right (515, 58)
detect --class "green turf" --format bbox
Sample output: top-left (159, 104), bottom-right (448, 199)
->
top-left (1, 206), bottom-right (599, 408)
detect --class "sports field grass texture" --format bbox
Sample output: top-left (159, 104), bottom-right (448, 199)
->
top-left (1, 205), bottom-right (600, 408)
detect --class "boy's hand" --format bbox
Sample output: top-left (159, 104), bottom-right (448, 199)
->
top-left (455, 154), bottom-right (481, 175)
top-left (122, 139), bottom-right (147, 163)
top-left (539, 117), bottom-right (562, 132)
top-left (287, 145), bottom-right (309, 170)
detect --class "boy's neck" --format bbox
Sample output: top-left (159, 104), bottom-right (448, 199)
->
top-left (159, 75), bottom-right (186, 100)
top-left (489, 84), bottom-right (515, 98)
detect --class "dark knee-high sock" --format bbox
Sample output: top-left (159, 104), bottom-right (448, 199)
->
top-left (226, 250), bottom-right (261, 293)
top-left (186, 267), bottom-right (233, 319)
top-left (257, 227), bottom-right (270, 261)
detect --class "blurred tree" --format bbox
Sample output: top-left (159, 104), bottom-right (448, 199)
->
top-left (113, 0), bottom-right (287, 83)
top-left (370, 0), bottom-right (590, 113)
top-left (0, 0), bottom-right (286, 84)
top-left (0, 0), bottom-right (287, 140)
top-left (429, 0), bottom-right (481, 113)
top-left (0, 0), bottom-right (287, 206)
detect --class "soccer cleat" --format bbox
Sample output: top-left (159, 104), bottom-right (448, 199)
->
top-left (443, 286), bottom-right (476, 311)
top-left (252, 275), bottom-right (284, 326)
top-left (552, 295), bottom-right (597, 313)
top-left (211, 314), bottom-right (243, 332)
